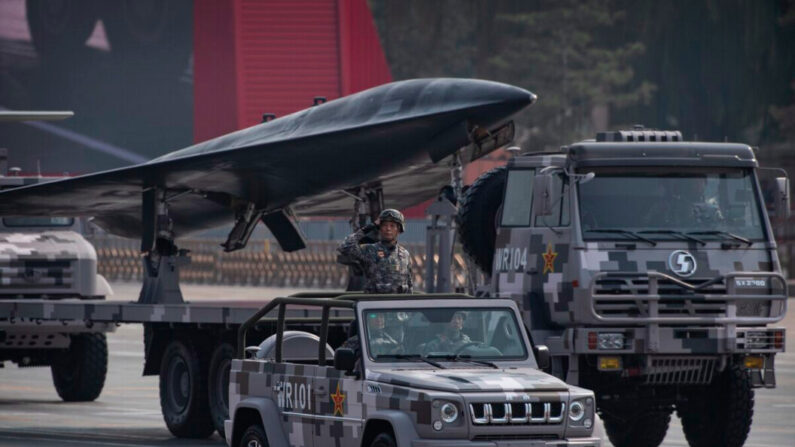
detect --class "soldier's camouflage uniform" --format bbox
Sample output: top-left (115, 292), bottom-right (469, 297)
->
top-left (422, 330), bottom-right (471, 354)
top-left (337, 226), bottom-right (413, 293)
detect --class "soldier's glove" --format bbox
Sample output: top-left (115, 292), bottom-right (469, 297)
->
top-left (360, 223), bottom-right (380, 243)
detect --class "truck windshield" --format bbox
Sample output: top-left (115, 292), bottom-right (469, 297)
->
top-left (578, 168), bottom-right (766, 242)
top-left (364, 307), bottom-right (527, 362)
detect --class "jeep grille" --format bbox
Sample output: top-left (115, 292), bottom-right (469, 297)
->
top-left (469, 402), bottom-right (565, 425)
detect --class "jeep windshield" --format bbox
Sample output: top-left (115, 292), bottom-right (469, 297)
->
top-left (578, 168), bottom-right (766, 242)
top-left (363, 307), bottom-right (528, 362)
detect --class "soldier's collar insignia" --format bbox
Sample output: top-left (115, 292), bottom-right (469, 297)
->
top-left (331, 382), bottom-right (346, 416)
top-left (542, 243), bottom-right (558, 274)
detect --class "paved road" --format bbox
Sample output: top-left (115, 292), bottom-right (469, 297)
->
top-left (0, 282), bottom-right (793, 446)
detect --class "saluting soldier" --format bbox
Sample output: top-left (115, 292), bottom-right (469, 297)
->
top-left (337, 209), bottom-right (413, 294)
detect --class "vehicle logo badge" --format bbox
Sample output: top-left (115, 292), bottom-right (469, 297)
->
top-left (331, 382), bottom-right (346, 416)
top-left (542, 244), bottom-right (558, 274)
top-left (668, 250), bottom-right (697, 277)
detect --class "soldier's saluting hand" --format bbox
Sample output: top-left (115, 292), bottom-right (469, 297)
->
top-left (337, 209), bottom-right (413, 294)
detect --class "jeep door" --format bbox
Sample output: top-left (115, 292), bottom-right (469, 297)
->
top-left (271, 362), bottom-right (318, 447)
top-left (312, 368), bottom-right (364, 447)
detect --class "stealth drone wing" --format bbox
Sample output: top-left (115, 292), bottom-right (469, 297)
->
top-left (0, 78), bottom-right (535, 251)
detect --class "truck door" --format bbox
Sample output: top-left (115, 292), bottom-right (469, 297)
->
top-left (493, 169), bottom-right (572, 329)
top-left (312, 367), bottom-right (364, 447)
top-left (528, 173), bottom-right (572, 327)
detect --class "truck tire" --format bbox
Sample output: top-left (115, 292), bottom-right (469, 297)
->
top-left (602, 408), bottom-right (670, 447)
top-left (159, 339), bottom-right (214, 438)
top-left (26, 0), bottom-right (99, 58)
top-left (457, 166), bottom-right (507, 274)
top-left (678, 364), bottom-right (754, 447)
top-left (239, 424), bottom-right (267, 447)
top-left (208, 342), bottom-right (235, 438)
top-left (50, 333), bottom-right (108, 402)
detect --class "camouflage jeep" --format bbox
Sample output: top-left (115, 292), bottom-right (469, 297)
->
top-left (227, 294), bottom-right (600, 447)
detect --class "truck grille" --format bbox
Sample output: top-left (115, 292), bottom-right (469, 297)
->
top-left (470, 402), bottom-right (565, 425)
top-left (596, 277), bottom-right (732, 318)
top-left (644, 356), bottom-right (717, 385)
top-left (596, 277), bottom-right (727, 296)
top-left (0, 260), bottom-right (73, 289)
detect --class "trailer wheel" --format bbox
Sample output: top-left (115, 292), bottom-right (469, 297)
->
top-left (601, 407), bottom-right (670, 447)
top-left (457, 166), bottom-right (507, 274)
top-left (678, 364), bottom-right (754, 447)
top-left (209, 342), bottom-right (235, 437)
top-left (51, 333), bottom-right (108, 402)
top-left (239, 424), bottom-right (267, 447)
top-left (159, 339), bottom-right (214, 438)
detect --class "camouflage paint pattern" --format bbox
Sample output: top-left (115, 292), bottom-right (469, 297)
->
top-left (227, 298), bottom-right (599, 447)
top-left (489, 149), bottom-right (787, 388)
top-left (0, 231), bottom-right (102, 297)
top-left (338, 227), bottom-right (413, 293)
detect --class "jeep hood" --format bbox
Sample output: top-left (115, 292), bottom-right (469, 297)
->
top-left (366, 367), bottom-right (569, 392)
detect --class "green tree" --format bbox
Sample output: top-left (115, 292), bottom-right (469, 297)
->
top-left (487, 0), bottom-right (654, 150)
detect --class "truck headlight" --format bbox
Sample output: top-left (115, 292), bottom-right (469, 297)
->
top-left (440, 403), bottom-right (458, 423)
top-left (597, 333), bottom-right (624, 350)
top-left (569, 401), bottom-right (585, 422)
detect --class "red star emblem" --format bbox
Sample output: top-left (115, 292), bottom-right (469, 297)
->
top-left (331, 382), bottom-right (345, 416)
top-left (542, 243), bottom-right (557, 274)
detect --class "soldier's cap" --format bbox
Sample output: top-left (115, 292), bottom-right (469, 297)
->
top-left (378, 209), bottom-right (405, 232)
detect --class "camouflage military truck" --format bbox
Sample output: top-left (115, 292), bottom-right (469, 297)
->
top-left (0, 161), bottom-right (114, 402)
top-left (458, 128), bottom-right (788, 447)
top-left (227, 294), bottom-right (600, 447)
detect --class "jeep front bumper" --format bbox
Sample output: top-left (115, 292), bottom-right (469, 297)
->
top-left (412, 438), bottom-right (600, 447)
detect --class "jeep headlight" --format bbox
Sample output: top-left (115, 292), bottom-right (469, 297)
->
top-left (569, 401), bottom-right (585, 422)
top-left (440, 403), bottom-right (458, 423)
top-left (567, 397), bottom-right (594, 430)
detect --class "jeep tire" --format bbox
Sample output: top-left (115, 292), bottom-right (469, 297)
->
top-left (159, 339), bottom-right (214, 438)
top-left (602, 406), bottom-right (670, 447)
top-left (51, 333), bottom-right (108, 402)
top-left (239, 424), bottom-right (267, 447)
top-left (370, 432), bottom-right (397, 447)
top-left (457, 166), bottom-right (507, 273)
top-left (678, 364), bottom-right (754, 447)
top-left (209, 342), bottom-right (235, 438)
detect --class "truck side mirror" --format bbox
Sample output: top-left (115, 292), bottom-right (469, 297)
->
top-left (334, 348), bottom-right (356, 372)
top-left (775, 177), bottom-right (790, 219)
top-left (532, 173), bottom-right (555, 216)
top-left (533, 345), bottom-right (550, 371)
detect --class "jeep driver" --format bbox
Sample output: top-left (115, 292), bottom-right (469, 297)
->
top-left (228, 294), bottom-right (600, 447)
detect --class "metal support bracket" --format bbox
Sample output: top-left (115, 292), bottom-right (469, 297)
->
top-left (137, 187), bottom-right (188, 304)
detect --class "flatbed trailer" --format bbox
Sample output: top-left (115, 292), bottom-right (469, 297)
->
top-left (0, 290), bottom-right (353, 439)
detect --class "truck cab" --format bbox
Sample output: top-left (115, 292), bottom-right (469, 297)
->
top-left (481, 129), bottom-right (787, 447)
